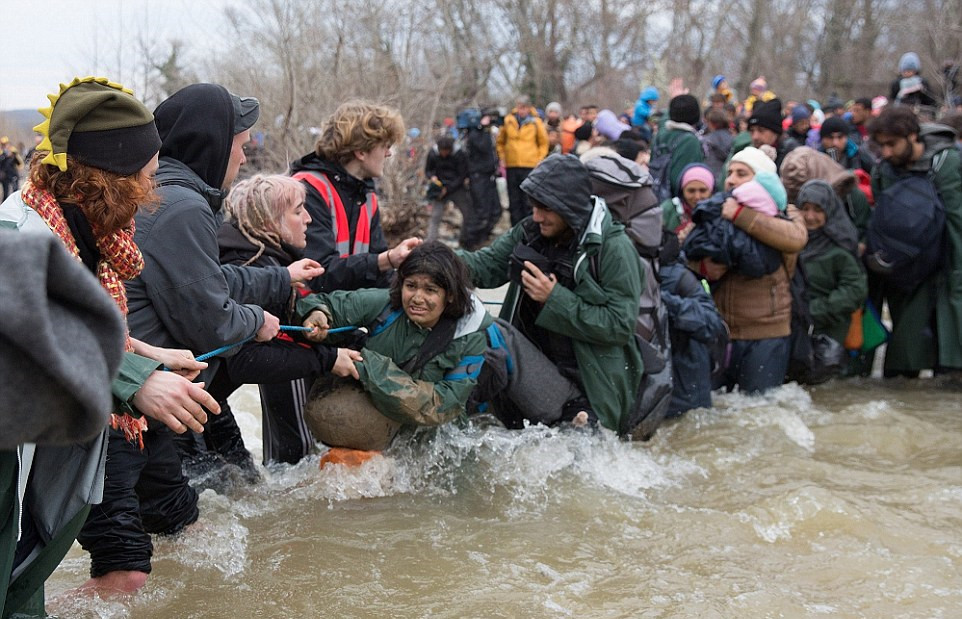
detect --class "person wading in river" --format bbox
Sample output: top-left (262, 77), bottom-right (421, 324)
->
top-left (0, 76), bottom-right (217, 606)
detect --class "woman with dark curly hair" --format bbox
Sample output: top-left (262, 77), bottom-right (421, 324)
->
top-left (298, 241), bottom-right (491, 441)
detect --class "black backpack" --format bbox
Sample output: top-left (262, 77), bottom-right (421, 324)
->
top-left (864, 151), bottom-right (949, 292)
top-left (648, 132), bottom-right (680, 204)
top-left (583, 154), bottom-right (673, 440)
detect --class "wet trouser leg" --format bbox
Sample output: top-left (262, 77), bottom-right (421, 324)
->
top-left (448, 187), bottom-right (479, 249)
top-left (174, 367), bottom-right (257, 482)
top-left (469, 173), bottom-right (501, 242)
top-left (426, 199), bottom-right (445, 242)
top-left (258, 377), bottom-right (316, 465)
top-left (505, 167), bottom-right (533, 226)
top-left (491, 319), bottom-right (582, 428)
top-left (718, 336), bottom-right (791, 394)
top-left (78, 428), bottom-right (198, 577)
top-left (882, 279), bottom-right (936, 377)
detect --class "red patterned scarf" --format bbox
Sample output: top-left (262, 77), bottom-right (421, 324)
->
top-left (21, 181), bottom-right (150, 445)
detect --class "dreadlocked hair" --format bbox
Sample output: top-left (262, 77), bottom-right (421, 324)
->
top-left (29, 154), bottom-right (158, 235)
top-left (223, 174), bottom-right (306, 265)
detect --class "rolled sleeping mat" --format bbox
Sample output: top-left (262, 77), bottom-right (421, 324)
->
top-left (303, 376), bottom-right (401, 451)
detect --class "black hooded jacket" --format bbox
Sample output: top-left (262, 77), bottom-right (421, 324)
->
top-left (126, 84), bottom-right (290, 385)
top-left (155, 83), bottom-right (234, 197)
top-left (289, 152), bottom-right (390, 293)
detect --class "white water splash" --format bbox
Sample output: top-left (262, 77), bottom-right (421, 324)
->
top-left (155, 490), bottom-right (248, 578)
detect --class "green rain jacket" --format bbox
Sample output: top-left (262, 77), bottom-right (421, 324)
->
top-left (298, 289), bottom-right (489, 426)
top-left (871, 124), bottom-right (962, 371)
top-left (459, 193), bottom-right (644, 434)
top-left (805, 245), bottom-right (867, 344)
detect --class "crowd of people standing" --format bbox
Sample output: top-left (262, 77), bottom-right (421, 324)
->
top-left (2, 48), bottom-right (962, 616)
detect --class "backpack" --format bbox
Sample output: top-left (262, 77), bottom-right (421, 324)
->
top-left (864, 151), bottom-right (948, 292)
top-left (648, 132), bottom-right (681, 204)
top-left (583, 154), bottom-right (672, 440)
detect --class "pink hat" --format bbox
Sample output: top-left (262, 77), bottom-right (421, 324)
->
top-left (732, 180), bottom-right (778, 217)
top-left (679, 164), bottom-right (715, 193)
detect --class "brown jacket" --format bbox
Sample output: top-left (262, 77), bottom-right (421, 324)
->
top-left (711, 205), bottom-right (808, 340)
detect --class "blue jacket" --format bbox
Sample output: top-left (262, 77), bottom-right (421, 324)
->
top-left (681, 192), bottom-right (783, 277)
top-left (660, 261), bottom-right (727, 415)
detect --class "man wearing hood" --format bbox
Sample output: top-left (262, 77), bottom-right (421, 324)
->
top-left (868, 106), bottom-right (962, 377)
top-left (100, 84), bottom-right (297, 590)
top-left (459, 154), bottom-right (644, 435)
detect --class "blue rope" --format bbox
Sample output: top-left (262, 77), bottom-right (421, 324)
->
top-left (193, 337), bottom-right (254, 362)
top-left (326, 325), bottom-right (360, 334)
top-left (165, 324), bottom-right (360, 369)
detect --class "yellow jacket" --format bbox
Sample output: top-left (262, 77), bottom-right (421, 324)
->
top-left (496, 109), bottom-right (548, 168)
top-left (742, 90), bottom-right (777, 116)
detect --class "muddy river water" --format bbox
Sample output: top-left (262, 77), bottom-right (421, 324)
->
top-left (43, 374), bottom-right (962, 618)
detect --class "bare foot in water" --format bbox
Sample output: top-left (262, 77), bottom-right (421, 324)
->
top-left (572, 411), bottom-right (589, 428)
top-left (78, 570), bottom-right (148, 597)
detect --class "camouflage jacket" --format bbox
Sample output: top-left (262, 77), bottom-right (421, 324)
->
top-left (298, 288), bottom-right (489, 426)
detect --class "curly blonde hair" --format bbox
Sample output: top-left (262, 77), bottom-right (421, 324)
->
top-left (315, 100), bottom-right (405, 166)
top-left (223, 174), bottom-right (306, 265)
top-left (29, 154), bottom-right (158, 235)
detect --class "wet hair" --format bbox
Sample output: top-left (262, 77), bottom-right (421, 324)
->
top-left (868, 106), bottom-right (920, 139)
top-left (315, 100), bottom-right (405, 166)
top-left (223, 174), bottom-right (306, 264)
top-left (29, 154), bottom-right (158, 235)
top-left (389, 241), bottom-right (474, 320)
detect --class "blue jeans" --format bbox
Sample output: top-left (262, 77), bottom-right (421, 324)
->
top-left (715, 336), bottom-right (791, 394)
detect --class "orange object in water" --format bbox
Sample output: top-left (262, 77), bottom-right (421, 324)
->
top-left (319, 447), bottom-right (380, 469)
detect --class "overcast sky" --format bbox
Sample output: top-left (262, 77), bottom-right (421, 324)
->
top-left (1, 0), bottom-right (244, 110)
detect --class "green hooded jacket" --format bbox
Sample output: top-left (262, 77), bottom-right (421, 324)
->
top-left (458, 155), bottom-right (644, 433)
top-left (797, 180), bottom-right (868, 344)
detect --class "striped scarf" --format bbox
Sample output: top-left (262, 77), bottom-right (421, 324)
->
top-left (21, 181), bottom-right (149, 446)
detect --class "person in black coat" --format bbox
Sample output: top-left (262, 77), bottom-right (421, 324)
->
top-left (890, 52), bottom-right (938, 112)
top-left (461, 110), bottom-right (502, 247)
top-left (216, 174), bottom-right (363, 464)
top-left (424, 136), bottom-right (474, 246)
top-left (289, 100), bottom-right (421, 294)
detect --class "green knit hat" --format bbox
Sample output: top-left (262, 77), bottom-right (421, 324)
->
top-left (34, 76), bottom-right (161, 175)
